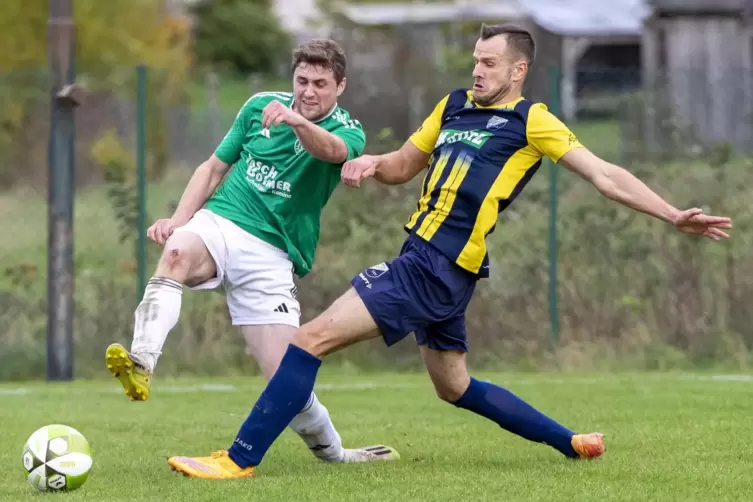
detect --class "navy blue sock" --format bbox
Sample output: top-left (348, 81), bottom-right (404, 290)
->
top-left (228, 344), bottom-right (321, 468)
top-left (454, 377), bottom-right (577, 458)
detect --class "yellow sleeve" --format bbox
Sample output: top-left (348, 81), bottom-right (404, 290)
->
top-left (527, 103), bottom-right (584, 162)
top-left (408, 95), bottom-right (449, 153)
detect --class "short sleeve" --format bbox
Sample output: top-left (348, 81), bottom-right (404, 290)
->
top-left (408, 95), bottom-right (449, 153)
top-left (214, 97), bottom-right (255, 165)
top-left (332, 120), bottom-right (366, 163)
top-left (527, 103), bottom-right (584, 162)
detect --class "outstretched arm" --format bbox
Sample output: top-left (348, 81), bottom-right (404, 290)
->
top-left (341, 140), bottom-right (431, 187)
top-left (527, 103), bottom-right (731, 240)
top-left (341, 95), bottom-right (446, 186)
top-left (558, 147), bottom-right (731, 240)
top-left (559, 148), bottom-right (679, 223)
top-left (376, 141), bottom-right (432, 185)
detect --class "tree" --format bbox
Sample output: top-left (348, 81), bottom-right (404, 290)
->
top-left (0, 0), bottom-right (192, 187)
top-left (191, 0), bottom-right (293, 75)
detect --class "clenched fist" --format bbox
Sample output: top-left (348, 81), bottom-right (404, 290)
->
top-left (341, 155), bottom-right (378, 187)
top-left (261, 100), bottom-right (305, 129)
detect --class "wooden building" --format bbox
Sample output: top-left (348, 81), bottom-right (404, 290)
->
top-left (641, 0), bottom-right (753, 154)
top-left (518, 0), bottom-right (647, 121)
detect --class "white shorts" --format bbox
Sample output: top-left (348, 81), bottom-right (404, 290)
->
top-left (171, 209), bottom-right (301, 327)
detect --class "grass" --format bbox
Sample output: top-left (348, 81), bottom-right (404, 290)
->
top-left (0, 169), bottom-right (191, 283)
top-left (2, 371), bottom-right (752, 501)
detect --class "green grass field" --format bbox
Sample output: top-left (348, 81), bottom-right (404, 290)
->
top-left (2, 372), bottom-right (752, 501)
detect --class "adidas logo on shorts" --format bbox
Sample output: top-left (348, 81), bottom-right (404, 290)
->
top-left (274, 303), bottom-right (289, 313)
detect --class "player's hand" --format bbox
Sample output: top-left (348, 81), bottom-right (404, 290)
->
top-left (261, 100), bottom-right (305, 129)
top-left (672, 208), bottom-right (732, 241)
top-left (147, 218), bottom-right (184, 247)
top-left (342, 155), bottom-right (378, 187)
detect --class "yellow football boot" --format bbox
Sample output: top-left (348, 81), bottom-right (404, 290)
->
top-left (571, 432), bottom-right (606, 459)
top-left (105, 343), bottom-right (152, 401)
top-left (167, 450), bottom-right (256, 480)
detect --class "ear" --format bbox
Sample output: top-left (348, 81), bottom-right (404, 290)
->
top-left (511, 61), bottom-right (528, 83)
top-left (337, 77), bottom-right (347, 96)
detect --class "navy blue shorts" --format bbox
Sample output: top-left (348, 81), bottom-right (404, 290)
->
top-left (350, 235), bottom-right (477, 352)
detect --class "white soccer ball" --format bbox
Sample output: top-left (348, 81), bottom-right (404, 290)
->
top-left (22, 424), bottom-right (93, 492)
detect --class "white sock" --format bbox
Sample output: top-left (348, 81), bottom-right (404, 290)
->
top-left (130, 277), bottom-right (183, 372)
top-left (289, 393), bottom-right (345, 462)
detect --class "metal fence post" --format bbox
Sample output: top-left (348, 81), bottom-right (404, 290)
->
top-left (547, 64), bottom-right (561, 346)
top-left (136, 65), bottom-right (147, 302)
top-left (47, 0), bottom-right (77, 381)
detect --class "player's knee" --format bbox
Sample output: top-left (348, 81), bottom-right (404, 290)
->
top-left (292, 322), bottom-right (335, 358)
top-left (432, 375), bottom-right (470, 403)
top-left (157, 235), bottom-right (209, 281)
top-left (160, 246), bottom-right (191, 274)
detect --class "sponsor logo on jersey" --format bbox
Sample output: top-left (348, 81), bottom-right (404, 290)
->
top-left (245, 157), bottom-right (291, 198)
top-left (434, 129), bottom-right (492, 149)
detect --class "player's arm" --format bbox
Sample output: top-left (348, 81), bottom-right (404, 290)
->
top-left (341, 95), bottom-right (447, 187)
top-left (170, 155), bottom-right (231, 223)
top-left (371, 141), bottom-right (432, 185)
top-left (528, 104), bottom-right (682, 223)
top-left (291, 119), bottom-right (350, 164)
top-left (171, 98), bottom-right (254, 223)
top-left (528, 104), bottom-right (731, 239)
top-left (373, 95), bottom-right (447, 184)
top-left (558, 149), bottom-right (682, 223)
top-left (559, 150), bottom-right (731, 238)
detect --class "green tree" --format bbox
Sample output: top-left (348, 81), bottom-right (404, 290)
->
top-left (0, 0), bottom-right (192, 188)
top-left (191, 0), bottom-right (293, 75)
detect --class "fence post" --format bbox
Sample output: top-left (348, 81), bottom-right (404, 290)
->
top-left (136, 65), bottom-right (147, 302)
top-left (47, 0), bottom-right (76, 381)
top-left (547, 64), bottom-right (561, 346)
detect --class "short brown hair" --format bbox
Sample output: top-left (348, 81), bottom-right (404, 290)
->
top-left (479, 23), bottom-right (536, 65)
top-left (291, 39), bottom-right (347, 84)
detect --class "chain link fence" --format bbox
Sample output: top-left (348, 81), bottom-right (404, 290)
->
top-left (2, 61), bottom-right (753, 380)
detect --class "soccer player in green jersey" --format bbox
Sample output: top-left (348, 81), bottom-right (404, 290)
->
top-left (104, 39), bottom-right (399, 464)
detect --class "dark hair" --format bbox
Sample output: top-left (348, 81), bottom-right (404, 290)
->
top-left (479, 23), bottom-right (536, 65)
top-left (291, 39), bottom-right (347, 84)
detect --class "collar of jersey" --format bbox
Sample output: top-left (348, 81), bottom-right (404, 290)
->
top-left (290, 98), bottom-right (339, 123)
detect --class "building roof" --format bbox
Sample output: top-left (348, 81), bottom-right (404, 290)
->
top-left (523, 0), bottom-right (649, 37)
top-left (335, 2), bottom-right (524, 26)
top-left (336, 0), bottom-right (650, 37)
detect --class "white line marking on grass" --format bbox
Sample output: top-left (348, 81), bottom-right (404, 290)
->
top-left (135, 384), bottom-right (238, 393)
top-left (3, 374), bottom-right (752, 398)
top-left (676, 374), bottom-right (753, 382)
top-left (315, 383), bottom-right (421, 391)
top-left (0, 388), bottom-right (30, 395)
top-left (709, 375), bottom-right (753, 382)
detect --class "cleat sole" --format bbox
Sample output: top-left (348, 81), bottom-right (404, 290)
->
top-left (105, 343), bottom-right (149, 401)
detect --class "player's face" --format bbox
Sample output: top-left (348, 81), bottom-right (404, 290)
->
top-left (471, 36), bottom-right (528, 106)
top-left (292, 63), bottom-right (345, 121)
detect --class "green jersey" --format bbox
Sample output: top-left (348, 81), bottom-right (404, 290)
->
top-left (205, 91), bottom-right (365, 277)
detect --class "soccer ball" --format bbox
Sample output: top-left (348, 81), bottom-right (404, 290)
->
top-left (22, 424), bottom-right (93, 492)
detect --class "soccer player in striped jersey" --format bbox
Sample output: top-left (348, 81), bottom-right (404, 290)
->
top-left (166, 24), bottom-right (732, 479)
top-left (104, 39), bottom-right (398, 465)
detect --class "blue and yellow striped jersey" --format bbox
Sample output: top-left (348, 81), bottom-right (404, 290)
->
top-left (406, 89), bottom-right (584, 277)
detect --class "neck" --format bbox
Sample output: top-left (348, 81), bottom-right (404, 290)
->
top-left (489, 84), bottom-right (522, 106)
